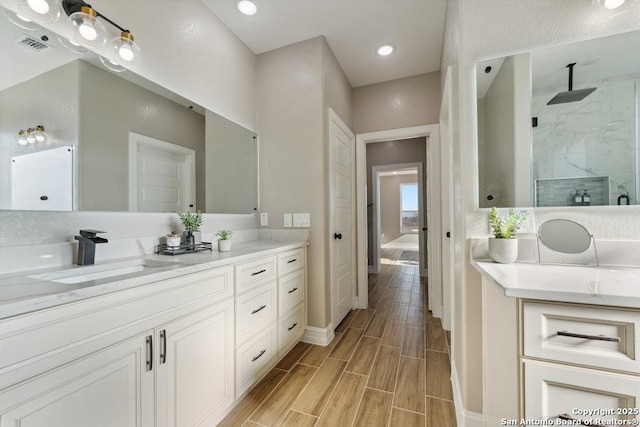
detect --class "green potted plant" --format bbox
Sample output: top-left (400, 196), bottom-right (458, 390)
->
top-left (488, 207), bottom-right (528, 263)
top-left (177, 210), bottom-right (203, 245)
top-left (216, 229), bottom-right (232, 252)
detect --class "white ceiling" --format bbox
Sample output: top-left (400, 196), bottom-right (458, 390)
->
top-left (201, 0), bottom-right (447, 88)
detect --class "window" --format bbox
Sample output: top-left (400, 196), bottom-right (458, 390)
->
top-left (400, 183), bottom-right (419, 233)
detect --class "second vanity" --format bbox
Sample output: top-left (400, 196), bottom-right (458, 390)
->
top-left (0, 240), bottom-right (307, 426)
top-left (473, 259), bottom-right (640, 426)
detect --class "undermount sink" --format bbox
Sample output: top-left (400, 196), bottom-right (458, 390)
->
top-left (29, 259), bottom-right (184, 284)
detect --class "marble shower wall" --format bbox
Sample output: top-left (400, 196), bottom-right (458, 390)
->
top-left (532, 77), bottom-right (639, 205)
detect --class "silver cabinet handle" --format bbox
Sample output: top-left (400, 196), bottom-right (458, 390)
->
top-left (252, 305), bottom-right (267, 314)
top-left (288, 322), bottom-right (298, 331)
top-left (287, 259), bottom-right (297, 264)
top-left (557, 330), bottom-right (621, 343)
top-left (146, 335), bottom-right (153, 371)
top-left (251, 269), bottom-right (266, 276)
top-left (558, 414), bottom-right (578, 421)
top-left (159, 330), bottom-right (167, 364)
top-left (252, 349), bottom-right (266, 362)
top-left (288, 287), bottom-right (298, 294)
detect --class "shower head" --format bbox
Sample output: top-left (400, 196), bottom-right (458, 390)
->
top-left (547, 63), bottom-right (596, 105)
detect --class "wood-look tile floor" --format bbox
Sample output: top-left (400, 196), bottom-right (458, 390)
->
top-left (219, 249), bottom-right (456, 427)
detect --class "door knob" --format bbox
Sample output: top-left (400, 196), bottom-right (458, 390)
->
top-left (422, 227), bottom-right (427, 231)
top-left (334, 233), bottom-right (342, 240)
top-left (446, 231), bottom-right (451, 238)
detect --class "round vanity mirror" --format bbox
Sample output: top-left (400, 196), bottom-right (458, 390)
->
top-left (538, 219), bottom-right (592, 254)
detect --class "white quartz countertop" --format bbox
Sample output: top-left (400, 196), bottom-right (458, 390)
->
top-left (472, 260), bottom-right (640, 308)
top-left (0, 240), bottom-right (307, 319)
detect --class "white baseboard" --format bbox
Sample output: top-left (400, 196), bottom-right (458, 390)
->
top-left (451, 363), bottom-right (484, 427)
top-left (301, 324), bottom-right (334, 346)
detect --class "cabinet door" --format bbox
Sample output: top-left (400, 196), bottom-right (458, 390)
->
top-left (156, 298), bottom-right (234, 427)
top-left (524, 359), bottom-right (640, 424)
top-left (0, 333), bottom-right (154, 427)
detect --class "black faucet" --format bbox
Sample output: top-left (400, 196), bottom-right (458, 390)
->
top-left (75, 230), bottom-right (108, 265)
top-left (617, 194), bottom-right (630, 205)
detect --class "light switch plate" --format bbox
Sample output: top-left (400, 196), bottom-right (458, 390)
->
top-left (260, 212), bottom-right (268, 226)
top-left (293, 213), bottom-right (310, 227)
top-left (284, 213), bottom-right (292, 228)
top-left (509, 208), bottom-right (535, 234)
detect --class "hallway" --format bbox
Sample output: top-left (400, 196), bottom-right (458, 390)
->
top-left (219, 249), bottom-right (456, 426)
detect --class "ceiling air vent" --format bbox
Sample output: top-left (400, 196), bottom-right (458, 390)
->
top-left (14, 34), bottom-right (52, 52)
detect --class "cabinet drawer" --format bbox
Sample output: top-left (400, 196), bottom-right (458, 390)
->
top-left (235, 256), bottom-right (277, 294)
top-left (279, 303), bottom-right (305, 352)
top-left (522, 301), bottom-right (640, 373)
top-left (236, 324), bottom-right (277, 397)
top-left (523, 359), bottom-right (640, 424)
top-left (236, 281), bottom-right (277, 345)
top-left (278, 249), bottom-right (304, 276)
top-left (278, 269), bottom-right (305, 314)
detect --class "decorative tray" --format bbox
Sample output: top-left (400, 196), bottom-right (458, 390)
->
top-left (155, 242), bottom-right (213, 256)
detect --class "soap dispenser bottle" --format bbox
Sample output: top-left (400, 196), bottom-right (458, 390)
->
top-left (582, 189), bottom-right (591, 206)
top-left (574, 190), bottom-right (582, 206)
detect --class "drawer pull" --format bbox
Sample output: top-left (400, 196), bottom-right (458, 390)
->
top-left (558, 414), bottom-right (578, 421)
top-left (557, 330), bottom-right (620, 343)
top-left (288, 287), bottom-right (298, 294)
top-left (252, 305), bottom-right (267, 314)
top-left (251, 269), bottom-right (267, 276)
top-left (159, 329), bottom-right (167, 365)
top-left (287, 258), bottom-right (297, 264)
top-left (288, 322), bottom-right (298, 331)
top-left (146, 335), bottom-right (153, 372)
top-left (252, 349), bottom-right (267, 362)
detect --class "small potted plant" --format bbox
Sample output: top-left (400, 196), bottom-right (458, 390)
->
top-left (216, 229), bottom-right (232, 252)
top-left (177, 210), bottom-right (203, 245)
top-left (488, 207), bottom-right (528, 263)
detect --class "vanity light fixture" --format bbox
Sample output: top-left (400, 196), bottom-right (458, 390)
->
top-left (604, 0), bottom-right (625, 9)
top-left (377, 44), bottom-right (395, 56)
top-left (14, 126), bottom-right (48, 145)
top-left (237, 0), bottom-right (258, 16)
top-left (61, 0), bottom-right (141, 66)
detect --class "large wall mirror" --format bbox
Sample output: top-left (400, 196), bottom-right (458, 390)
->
top-left (0, 6), bottom-right (258, 214)
top-left (477, 30), bottom-right (640, 208)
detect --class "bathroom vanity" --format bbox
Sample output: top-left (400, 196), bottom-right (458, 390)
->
top-left (473, 260), bottom-right (640, 426)
top-left (0, 240), bottom-right (306, 426)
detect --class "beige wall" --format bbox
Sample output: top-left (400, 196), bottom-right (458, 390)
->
top-left (0, 61), bottom-right (79, 210)
top-left (352, 72), bottom-right (441, 134)
top-left (78, 61), bottom-right (205, 212)
top-left (258, 36), bottom-right (352, 329)
top-left (441, 0), bottom-right (640, 416)
top-left (380, 174), bottom-right (418, 244)
top-left (480, 56), bottom-right (515, 208)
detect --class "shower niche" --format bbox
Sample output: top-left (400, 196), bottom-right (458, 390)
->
top-left (476, 30), bottom-right (640, 208)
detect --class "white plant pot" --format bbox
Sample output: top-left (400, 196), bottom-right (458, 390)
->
top-left (218, 239), bottom-right (231, 252)
top-left (488, 238), bottom-right (518, 264)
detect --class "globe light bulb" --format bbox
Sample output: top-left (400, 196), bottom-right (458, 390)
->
top-left (27, 0), bottom-right (49, 14)
top-left (79, 21), bottom-right (97, 41)
top-left (118, 43), bottom-right (134, 61)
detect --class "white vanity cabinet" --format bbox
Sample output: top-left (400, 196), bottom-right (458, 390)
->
top-left (480, 272), bottom-right (640, 426)
top-left (0, 265), bottom-right (235, 426)
top-left (521, 301), bottom-right (640, 424)
top-left (0, 243), bottom-right (307, 426)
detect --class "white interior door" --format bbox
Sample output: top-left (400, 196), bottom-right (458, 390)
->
top-left (329, 109), bottom-right (356, 329)
top-left (129, 132), bottom-right (196, 212)
top-left (440, 67), bottom-right (454, 331)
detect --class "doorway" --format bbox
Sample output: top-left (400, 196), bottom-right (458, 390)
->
top-left (128, 132), bottom-right (196, 213)
top-left (355, 124), bottom-right (441, 313)
top-left (371, 162), bottom-right (425, 275)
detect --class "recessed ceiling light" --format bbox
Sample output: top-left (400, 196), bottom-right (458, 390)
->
top-left (377, 44), bottom-right (394, 56)
top-left (604, 0), bottom-right (625, 9)
top-left (237, 0), bottom-right (258, 15)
